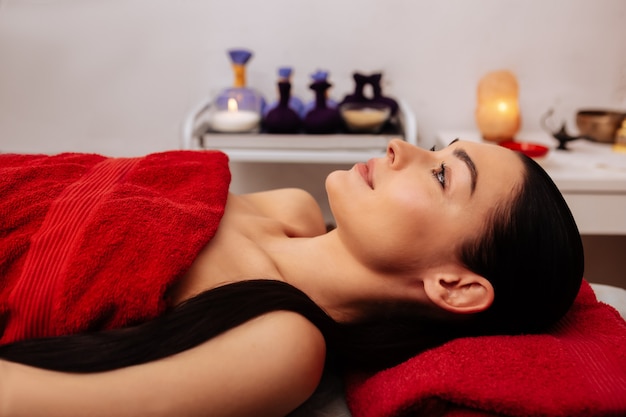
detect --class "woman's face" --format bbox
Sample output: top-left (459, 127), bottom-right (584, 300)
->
top-left (325, 139), bottom-right (524, 274)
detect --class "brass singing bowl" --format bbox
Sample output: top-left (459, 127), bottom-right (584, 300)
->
top-left (576, 110), bottom-right (626, 143)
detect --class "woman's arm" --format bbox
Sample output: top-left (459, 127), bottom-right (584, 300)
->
top-left (0, 311), bottom-right (326, 417)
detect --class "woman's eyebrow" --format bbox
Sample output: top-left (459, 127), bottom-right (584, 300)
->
top-left (453, 148), bottom-right (477, 195)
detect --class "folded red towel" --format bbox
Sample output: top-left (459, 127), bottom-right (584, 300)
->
top-left (346, 280), bottom-right (626, 417)
top-left (0, 151), bottom-right (230, 344)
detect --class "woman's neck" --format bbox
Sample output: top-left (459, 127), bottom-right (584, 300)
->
top-left (172, 190), bottom-right (431, 322)
top-left (266, 230), bottom-right (431, 322)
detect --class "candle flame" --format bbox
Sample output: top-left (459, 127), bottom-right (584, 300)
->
top-left (227, 98), bottom-right (238, 112)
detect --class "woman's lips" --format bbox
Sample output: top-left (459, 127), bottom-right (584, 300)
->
top-left (366, 159), bottom-right (375, 188)
top-left (356, 161), bottom-right (373, 189)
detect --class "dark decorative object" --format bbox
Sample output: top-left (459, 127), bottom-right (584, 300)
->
top-left (303, 79), bottom-right (342, 134)
top-left (262, 81), bottom-right (302, 134)
top-left (340, 72), bottom-right (399, 117)
top-left (301, 70), bottom-right (338, 118)
top-left (541, 108), bottom-right (593, 150)
top-left (263, 67), bottom-right (304, 117)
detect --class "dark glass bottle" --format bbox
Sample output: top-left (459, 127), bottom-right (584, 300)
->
top-left (303, 79), bottom-right (342, 134)
top-left (263, 80), bottom-right (302, 134)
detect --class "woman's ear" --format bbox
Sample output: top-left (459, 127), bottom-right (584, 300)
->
top-left (422, 267), bottom-right (494, 314)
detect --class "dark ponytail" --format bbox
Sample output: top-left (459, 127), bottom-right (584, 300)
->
top-left (0, 280), bottom-right (338, 373)
top-left (0, 279), bottom-right (490, 373)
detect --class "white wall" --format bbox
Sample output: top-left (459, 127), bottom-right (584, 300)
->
top-left (1, 0), bottom-right (625, 283)
top-left (1, 0), bottom-right (624, 155)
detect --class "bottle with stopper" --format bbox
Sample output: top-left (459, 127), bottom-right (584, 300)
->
top-left (262, 67), bottom-right (303, 134)
top-left (263, 67), bottom-right (304, 117)
top-left (301, 70), bottom-right (338, 119)
top-left (302, 73), bottom-right (341, 134)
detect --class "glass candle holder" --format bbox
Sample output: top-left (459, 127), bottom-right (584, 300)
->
top-left (210, 49), bottom-right (264, 133)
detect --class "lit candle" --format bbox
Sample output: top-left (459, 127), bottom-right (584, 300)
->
top-left (475, 70), bottom-right (521, 142)
top-left (478, 99), bottom-right (520, 138)
top-left (211, 98), bottom-right (260, 133)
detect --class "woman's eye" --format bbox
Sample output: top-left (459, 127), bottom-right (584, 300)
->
top-left (432, 163), bottom-right (447, 189)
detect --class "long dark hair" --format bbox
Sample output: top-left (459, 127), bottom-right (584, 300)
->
top-left (461, 153), bottom-right (584, 334)
top-left (0, 153), bottom-right (584, 373)
top-left (330, 153), bottom-right (585, 369)
top-left (0, 280), bottom-right (338, 372)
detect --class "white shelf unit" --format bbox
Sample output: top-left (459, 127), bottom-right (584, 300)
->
top-left (181, 97), bottom-right (417, 164)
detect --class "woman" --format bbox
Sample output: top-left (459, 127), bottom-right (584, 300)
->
top-left (0, 138), bottom-right (583, 417)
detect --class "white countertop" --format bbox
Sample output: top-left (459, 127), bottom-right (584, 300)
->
top-left (437, 131), bottom-right (626, 194)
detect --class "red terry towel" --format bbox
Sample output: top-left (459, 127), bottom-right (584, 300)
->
top-left (346, 280), bottom-right (626, 417)
top-left (0, 150), bottom-right (230, 344)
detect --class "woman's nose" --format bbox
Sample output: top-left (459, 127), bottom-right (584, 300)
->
top-left (387, 138), bottom-right (430, 169)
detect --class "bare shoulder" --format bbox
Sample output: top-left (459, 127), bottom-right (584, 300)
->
top-left (238, 310), bottom-right (327, 378)
top-left (214, 310), bottom-right (327, 416)
top-left (240, 189), bottom-right (326, 237)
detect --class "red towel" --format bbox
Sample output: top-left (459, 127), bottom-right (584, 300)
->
top-left (0, 150), bottom-right (230, 344)
top-left (346, 280), bottom-right (626, 417)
